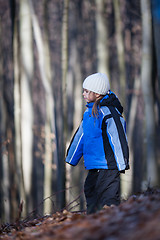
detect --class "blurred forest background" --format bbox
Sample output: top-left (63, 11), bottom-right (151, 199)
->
top-left (0, 0), bottom-right (160, 224)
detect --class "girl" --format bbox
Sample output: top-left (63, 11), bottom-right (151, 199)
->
top-left (65, 73), bottom-right (129, 214)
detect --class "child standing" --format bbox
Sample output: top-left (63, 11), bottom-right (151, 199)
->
top-left (65, 73), bottom-right (129, 214)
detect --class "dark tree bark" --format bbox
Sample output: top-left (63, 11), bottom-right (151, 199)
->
top-left (0, 0), bottom-right (17, 222)
top-left (141, 0), bottom-right (158, 187)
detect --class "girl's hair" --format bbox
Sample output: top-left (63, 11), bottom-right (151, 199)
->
top-left (92, 94), bottom-right (105, 117)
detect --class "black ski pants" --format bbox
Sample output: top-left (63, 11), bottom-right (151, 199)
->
top-left (84, 169), bottom-right (120, 214)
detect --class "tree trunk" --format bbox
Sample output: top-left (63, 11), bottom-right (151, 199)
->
top-left (151, 0), bottom-right (160, 102)
top-left (62, 0), bottom-right (69, 145)
top-left (151, 0), bottom-right (160, 167)
top-left (141, 0), bottom-right (158, 187)
top-left (58, 0), bottom-right (70, 209)
top-left (95, 0), bottom-right (109, 75)
top-left (66, 40), bottom-right (85, 211)
top-left (13, 0), bottom-right (26, 216)
top-left (0, 0), bottom-right (17, 222)
top-left (113, 0), bottom-right (126, 109)
top-left (0, 45), bottom-right (10, 221)
top-left (65, 1), bottom-right (85, 211)
top-left (19, 0), bottom-right (34, 215)
top-left (29, 0), bottom-right (57, 214)
top-left (121, 77), bottom-right (141, 196)
top-left (62, 0), bottom-right (69, 107)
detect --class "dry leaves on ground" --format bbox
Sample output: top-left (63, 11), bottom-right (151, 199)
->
top-left (1, 188), bottom-right (160, 240)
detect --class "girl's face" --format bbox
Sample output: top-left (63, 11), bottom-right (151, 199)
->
top-left (83, 89), bottom-right (98, 103)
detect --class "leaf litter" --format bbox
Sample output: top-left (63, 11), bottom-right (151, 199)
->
top-left (1, 188), bottom-right (160, 240)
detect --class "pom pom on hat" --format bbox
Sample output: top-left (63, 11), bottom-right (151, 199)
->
top-left (83, 73), bottom-right (110, 95)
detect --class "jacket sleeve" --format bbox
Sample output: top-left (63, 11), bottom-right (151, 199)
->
top-left (65, 121), bottom-right (84, 166)
top-left (105, 114), bottom-right (129, 171)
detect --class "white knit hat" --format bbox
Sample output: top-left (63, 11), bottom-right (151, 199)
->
top-left (83, 73), bottom-right (110, 95)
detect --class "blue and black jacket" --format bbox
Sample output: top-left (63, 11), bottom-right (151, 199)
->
top-left (65, 91), bottom-right (129, 172)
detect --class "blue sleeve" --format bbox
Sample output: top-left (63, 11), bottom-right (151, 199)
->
top-left (106, 116), bottom-right (127, 170)
top-left (65, 121), bottom-right (84, 166)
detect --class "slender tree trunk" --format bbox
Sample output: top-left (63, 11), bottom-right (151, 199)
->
top-left (141, 0), bottom-right (158, 187)
top-left (0, 0), bottom-right (17, 222)
top-left (19, 0), bottom-right (34, 215)
top-left (121, 77), bottom-right (141, 196)
top-left (29, 0), bottom-right (58, 214)
top-left (62, 0), bottom-right (69, 94)
top-left (0, 18), bottom-right (3, 222)
top-left (66, 39), bottom-right (85, 210)
top-left (62, 0), bottom-right (69, 144)
top-left (95, 0), bottom-right (109, 75)
top-left (151, 0), bottom-right (160, 102)
top-left (151, 0), bottom-right (160, 167)
top-left (113, 0), bottom-right (126, 109)
top-left (14, 5), bottom-right (25, 219)
top-left (0, 31), bottom-right (10, 221)
top-left (65, 1), bottom-right (85, 211)
top-left (58, 0), bottom-right (70, 209)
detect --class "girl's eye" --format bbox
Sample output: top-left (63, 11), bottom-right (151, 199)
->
top-left (83, 89), bottom-right (90, 94)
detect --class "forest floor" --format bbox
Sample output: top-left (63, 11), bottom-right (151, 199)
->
top-left (1, 188), bottom-right (160, 240)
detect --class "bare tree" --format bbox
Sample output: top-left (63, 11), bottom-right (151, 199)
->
top-left (0, 0), bottom-right (17, 222)
top-left (29, 0), bottom-right (58, 214)
top-left (65, 1), bottom-right (85, 211)
top-left (141, 0), bottom-right (158, 187)
top-left (19, 0), bottom-right (34, 215)
top-left (95, 0), bottom-right (109, 75)
top-left (62, 0), bottom-right (69, 142)
top-left (151, 0), bottom-right (160, 117)
top-left (113, 0), bottom-right (126, 109)
top-left (13, 0), bottom-right (26, 220)
top-left (151, 0), bottom-right (160, 167)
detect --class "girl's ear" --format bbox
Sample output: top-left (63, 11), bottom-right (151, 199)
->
top-left (95, 93), bottom-right (101, 98)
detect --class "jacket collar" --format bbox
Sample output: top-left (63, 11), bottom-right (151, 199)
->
top-left (100, 91), bottom-right (123, 114)
top-left (85, 91), bottom-right (123, 114)
top-left (86, 102), bottom-right (94, 108)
